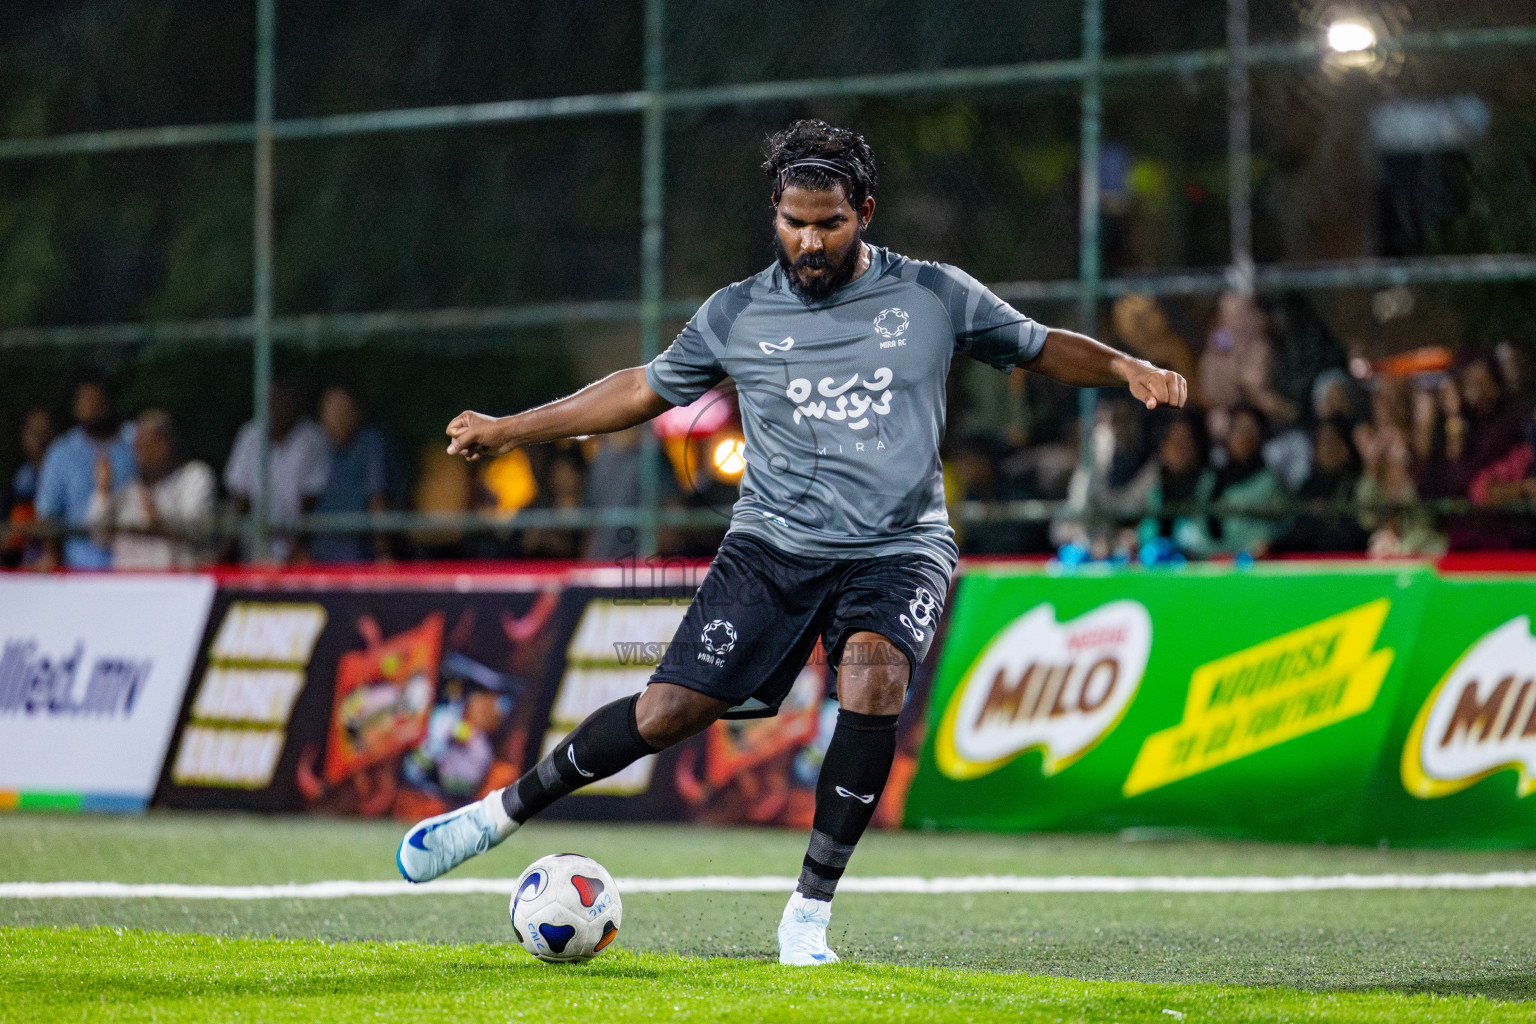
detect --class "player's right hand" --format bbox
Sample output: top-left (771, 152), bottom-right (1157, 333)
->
top-left (446, 410), bottom-right (512, 461)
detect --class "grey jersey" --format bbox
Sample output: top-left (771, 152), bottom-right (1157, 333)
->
top-left (644, 245), bottom-right (1047, 574)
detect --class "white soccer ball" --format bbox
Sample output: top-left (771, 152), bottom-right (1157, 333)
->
top-left (509, 853), bottom-right (622, 963)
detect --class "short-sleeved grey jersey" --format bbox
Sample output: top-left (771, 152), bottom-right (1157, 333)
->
top-left (645, 245), bottom-right (1047, 574)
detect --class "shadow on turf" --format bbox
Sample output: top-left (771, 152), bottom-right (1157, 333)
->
top-left (1336, 977), bottom-right (1536, 1003)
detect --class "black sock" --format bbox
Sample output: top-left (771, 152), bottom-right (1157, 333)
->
top-left (501, 694), bottom-right (661, 824)
top-left (797, 708), bottom-right (899, 902)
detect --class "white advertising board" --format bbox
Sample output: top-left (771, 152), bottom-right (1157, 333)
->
top-left (0, 575), bottom-right (216, 808)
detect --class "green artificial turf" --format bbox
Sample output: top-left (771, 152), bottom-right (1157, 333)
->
top-left (3, 813), bottom-right (1536, 1019)
top-left (4, 926), bottom-right (1531, 1024)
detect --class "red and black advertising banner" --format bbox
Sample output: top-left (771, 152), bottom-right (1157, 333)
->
top-left (154, 566), bottom-right (938, 829)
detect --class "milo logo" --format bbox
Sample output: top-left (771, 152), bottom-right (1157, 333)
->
top-left (1402, 616), bottom-right (1536, 800)
top-left (935, 601), bottom-right (1151, 780)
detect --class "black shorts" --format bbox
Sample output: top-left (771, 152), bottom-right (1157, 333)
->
top-left (650, 533), bottom-right (950, 718)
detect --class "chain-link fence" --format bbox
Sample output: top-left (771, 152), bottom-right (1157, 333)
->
top-left (2, 0), bottom-right (1534, 566)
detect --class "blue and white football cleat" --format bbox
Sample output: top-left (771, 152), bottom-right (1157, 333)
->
top-left (777, 891), bottom-right (840, 965)
top-left (397, 790), bottom-right (517, 883)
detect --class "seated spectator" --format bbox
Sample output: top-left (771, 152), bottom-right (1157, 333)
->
top-left (1134, 409), bottom-right (1219, 559)
top-left (1261, 367), bottom-right (1368, 495)
top-left (36, 377), bottom-right (135, 570)
top-left (1198, 292), bottom-right (1297, 453)
top-left (412, 442), bottom-right (476, 558)
top-left (998, 419), bottom-right (1080, 553)
top-left (1358, 426), bottom-right (1446, 559)
top-left (1210, 404), bottom-right (1286, 557)
top-left (1312, 368), bottom-right (1365, 425)
top-left (312, 385), bottom-right (394, 564)
top-left (3, 408), bottom-right (54, 568)
top-left (85, 410), bottom-right (216, 570)
top-left (1112, 294), bottom-right (1198, 397)
top-left (946, 434), bottom-right (1024, 554)
top-left (522, 447), bottom-right (589, 559)
top-left (1417, 350), bottom-right (1526, 550)
top-left (582, 426), bottom-right (648, 562)
top-left (1052, 396), bottom-right (1152, 559)
top-left (224, 376), bottom-right (330, 563)
top-left (1469, 402), bottom-right (1536, 547)
top-left (1272, 416), bottom-right (1367, 554)
top-left (1354, 376), bottom-right (1413, 484)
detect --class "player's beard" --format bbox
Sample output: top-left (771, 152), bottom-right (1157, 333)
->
top-left (774, 224), bottom-right (863, 304)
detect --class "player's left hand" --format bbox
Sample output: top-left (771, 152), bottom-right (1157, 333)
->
top-left (1125, 363), bottom-right (1188, 410)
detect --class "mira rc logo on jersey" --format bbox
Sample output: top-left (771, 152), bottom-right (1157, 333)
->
top-left (935, 601), bottom-right (1152, 781)
top-left (872, 307), bottom-right (909, 339)
top-left (1402, 615), bottom-right (1536, 800)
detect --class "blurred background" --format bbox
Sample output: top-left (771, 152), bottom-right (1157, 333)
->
top-left (3, 0), bottom-right (1535, 570)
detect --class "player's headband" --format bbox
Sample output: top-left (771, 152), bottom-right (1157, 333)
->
top-left (775, 157), bottom-right (855, 198)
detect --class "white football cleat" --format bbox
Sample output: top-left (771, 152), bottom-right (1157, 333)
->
top-left (396, 789), bottom-right (517, 883)
top-left (778, 891), bottom-right (840, 965)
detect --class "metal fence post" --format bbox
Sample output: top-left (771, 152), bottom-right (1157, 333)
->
top-left (251, 0), bottom-right (276, 562)
top-left (1228, 0), bottom-right (1255, 295)
top-left (636, 0), bottom-right (667, 561)
top-left (1077, 0), bottom-right (1104, 469)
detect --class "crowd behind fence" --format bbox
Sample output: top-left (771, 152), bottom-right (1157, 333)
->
top-left (7, 284), bottom-right (1535, 571)
top-left (3, 2), bottom-right (1535, 571)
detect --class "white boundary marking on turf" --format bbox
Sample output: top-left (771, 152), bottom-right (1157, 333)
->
top-left (5, 872), bottom-right (1536, 899)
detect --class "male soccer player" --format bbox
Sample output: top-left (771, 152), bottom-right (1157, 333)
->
top-left (397, 120), bottom-right (1187, 964)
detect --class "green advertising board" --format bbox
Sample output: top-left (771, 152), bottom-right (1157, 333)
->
top-left (906, 564), bottom-right (1435, 842)
top-left (1362, 576), bottom-right (1536, 847)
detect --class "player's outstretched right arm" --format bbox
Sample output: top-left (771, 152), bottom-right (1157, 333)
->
top-left (446, 367), bottom-right (674, 460)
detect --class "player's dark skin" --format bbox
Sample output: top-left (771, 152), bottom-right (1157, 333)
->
top-left (445, 181), bottom-right (1188, 747)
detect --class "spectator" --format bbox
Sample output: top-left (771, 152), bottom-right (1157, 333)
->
top-left (1198, 292), bottom-right (1297, 451)
top-left (1469, 402), bottom-right (1536, 548)
top-left (1417, 350), bottom-right (1526, 550)
top-left (85, 410), bottom-right (216, 570)
top-left (1266, 367), bottom-right (1366, 495)
top-left (1311, 368), bottom-right (1364, 425)
top-left (35, 377), bottom-right (135, 570)
top-left (946, 434), bottom-right (1023, 554)
top-left (1273, 416), bottom-right (1367, 553)
top-left (998, 418), bottom-right (1079, 553)
top-left (582, 426), bottom-right (650, 562)
top-left (1134, 409), bottom-right (1218, 559)
top-left (1112, 294), bottom-right (1198, 397)
top-left (1052, 396), bottom-right (1152, 558)
top-left (3, 408), bottom-right (54, 568)
top-left (522, 448), bottom-right (589, 559)
top-left (312, 385), bottom-right (394, 564)
top-left (224, 376), bottom-right (330, 563)
top-left (412, 442), bottom-right (476, 558)
top-left (1495, 341), bottom-right (1529, 409)
top-left (1209, 404), bottom-right (1286, 557)
top-left (1354, 376), bottom-right (1413, 484)
top-left (1358, 427), bottom-right (1446, 559)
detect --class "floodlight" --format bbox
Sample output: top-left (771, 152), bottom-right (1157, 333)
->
top-left (712, 437), bottom-right (747, 478)
top-left (1327, 19), bottom-right (1376, 53)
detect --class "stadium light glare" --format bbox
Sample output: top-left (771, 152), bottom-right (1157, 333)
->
top-left (712, 437), bottom-right (747, 479)
top-left (1327, 19), bottom-right (1377, 53)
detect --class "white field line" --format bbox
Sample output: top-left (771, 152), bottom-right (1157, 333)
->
top-left (4, 872), bottom-right (1536, 900)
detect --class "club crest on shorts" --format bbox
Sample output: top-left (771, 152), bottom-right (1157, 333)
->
top-left (899, 586), bottom-right (938, 642)
top-left (698, 618), bottom-right (738, 667)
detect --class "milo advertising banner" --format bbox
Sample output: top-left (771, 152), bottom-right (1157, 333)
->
top-left (1364, 577), bottom-right (1536, 846)
top-left (905, 565), bottom-right (1435, 842)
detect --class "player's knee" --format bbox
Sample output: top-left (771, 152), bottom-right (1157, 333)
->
top-left (838, 631), bottom-right (910, 715)
top-left (635, 682), bottom-right (726, 748)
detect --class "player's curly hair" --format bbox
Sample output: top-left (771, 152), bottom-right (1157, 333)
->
top-left (761, 119), bottom-right (878, 208)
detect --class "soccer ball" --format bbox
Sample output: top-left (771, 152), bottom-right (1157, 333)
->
top-left (509, 853), bottom-right (622, 963)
